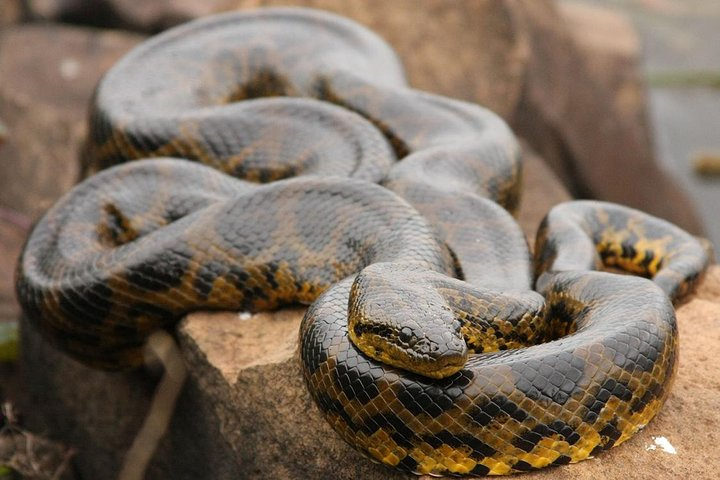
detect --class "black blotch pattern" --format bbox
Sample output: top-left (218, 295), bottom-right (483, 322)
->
top-left (192, 260), bottom-right (228, 299)
top-left (630, 381), bottom-right (663, 413)
top-left (598, 419), bottom-right (622, 449)
top-left (315, 392), bottom-right (357, 432)
top-left (512, 460), bottom-right (534, 472)
top-left (125, 247), bottom-right (191, 291)
top-left (397, 379), bottom-right (466, 418)
top-left (126, 302), bottom-right (176, 323)
top-left (361, 412), bottom-right (417, 449)
top-left (552, 455), bottom-right (572, 466)
top-left (58, 281), bottom-right (114, 325)
top-left (332, 352), bottom-right (381, 404)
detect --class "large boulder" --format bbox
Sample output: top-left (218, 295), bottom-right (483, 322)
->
top-left (19, 265), bottom-right (720, 478)
top-left (18, 0), bottom-right (706, 233)
top-left (0, 25), bottom-right (144, 327)
top-left (511, 1), bottom-right (705, 234)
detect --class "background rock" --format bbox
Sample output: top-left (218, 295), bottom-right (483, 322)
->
top-left (0, 24), bottom-right (143, 333)
top-left (16, 0), bottom-right (705, 235)
top-left (0, 0), bottom-right (23, 26)
top-left (509, 0), bottom-right (704, 234)
top-left (19, 264), bottom-right (720, 479)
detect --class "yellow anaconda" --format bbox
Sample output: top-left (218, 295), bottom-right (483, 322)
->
top-left (15, 7), bottom-right (711, 476)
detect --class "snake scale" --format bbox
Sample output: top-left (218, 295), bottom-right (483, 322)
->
top-left (15, 8), bottom-right (712, 476)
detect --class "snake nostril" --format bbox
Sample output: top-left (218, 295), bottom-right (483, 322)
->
top-left (399, 327), bottom-right (413, 344)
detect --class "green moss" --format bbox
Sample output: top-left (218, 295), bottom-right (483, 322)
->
top-left (0, 322), bottom-right (18, 363)
top-left (647, 70), bottom-right (720, 89)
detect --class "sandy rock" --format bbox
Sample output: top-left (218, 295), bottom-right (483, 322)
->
top-left (18, 256), bottom-right (720, 479)
top-left (0, 216), bottom-right (28, 324)
top-left (0, 0), bottom-right (23, 26)
top-left (0, 25), bottom-right (143, 326)
top-left (17, 0), bottom-right (704, 231)
top-left (0, 24), bottom-right (144, 217)
top-left (559, 2), bottom-right (648, 125)
top-left (0, 24), bottom-right (144, 130)
top-left (510, 1), bottom-right (704, 234)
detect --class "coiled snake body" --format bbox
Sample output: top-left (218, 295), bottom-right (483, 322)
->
top-left (16, 8), bottom-right (711, 476)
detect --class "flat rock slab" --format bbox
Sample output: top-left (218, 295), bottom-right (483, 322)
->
top-left (0, 25), bottom-right (145, 217)
top-left (0, 23), bottom-right (145, 341)
top-left (20, 266), bottom-right (720, 479)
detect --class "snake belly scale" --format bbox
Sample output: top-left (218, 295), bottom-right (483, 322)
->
top-left (15, 7), bottom-right (711, 477)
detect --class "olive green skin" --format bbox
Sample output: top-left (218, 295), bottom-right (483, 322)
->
top-left (15, 7), bottom-right (712, 477)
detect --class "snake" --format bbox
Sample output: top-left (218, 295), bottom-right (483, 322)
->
top-left (15, 7), bottom-right (712, 477)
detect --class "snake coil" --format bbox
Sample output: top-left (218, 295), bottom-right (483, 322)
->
top-left (16, 8), bottom-right (711, 476)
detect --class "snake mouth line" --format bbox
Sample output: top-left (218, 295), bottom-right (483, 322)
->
top-left (349, 323), bottom-right (468, 379)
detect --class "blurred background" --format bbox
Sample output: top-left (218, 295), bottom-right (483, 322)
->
top-left (565, 0), bottom-right (720, 252)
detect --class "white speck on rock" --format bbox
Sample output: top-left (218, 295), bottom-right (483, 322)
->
top-left (60, 58), bottom-right (80, 80)
top-left (238, 312), bottom-right (252, 321)
top-left (646, 436), bottom-right (677, 454)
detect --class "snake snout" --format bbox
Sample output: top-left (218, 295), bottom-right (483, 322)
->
top-left (411, 331), bottom-right (468, 379)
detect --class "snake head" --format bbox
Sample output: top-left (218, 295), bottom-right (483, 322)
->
top-left (348, 263), bottom-right (468, 379)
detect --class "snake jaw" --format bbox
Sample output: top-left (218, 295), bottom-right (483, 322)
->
top-left (348, 321), bottom-right (468, 379)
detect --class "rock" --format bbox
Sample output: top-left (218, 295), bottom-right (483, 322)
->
top-left (0, 215), bottom-right (28, 325)
top-left (518, 143), bottom-right (571, 236)
top-left (0, 24), bottom-right (144, 129)
top-left (18, 257), bottom-right (720, 479)
top-left (0, 0), bottom-right (23, 26)
top-left (559, 2), bottom-right (648, 127)
top-left (0, 25), bottom-right (144, 330)
top-left (0, 24), bottom-right (144, 217)
top-left (511, 1), bottom-right (705, 234)
top-left (22, 0), bottom-right (706, 233)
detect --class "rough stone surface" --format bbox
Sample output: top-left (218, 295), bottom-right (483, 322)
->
top-left (17, 0), bottom-right (706, 235)
top-left (0, 25), bottom-right (144, 218)
top-left (0, 216), bottom-right (27, 324)
top-left (19, 264), bottom-right (720, 479)
top-left (0, 0), bottom-right (23, 26)
top-left (0, 25), bottom-right (144, 328)
top-left (511, 1), bottom-right (705, 234)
